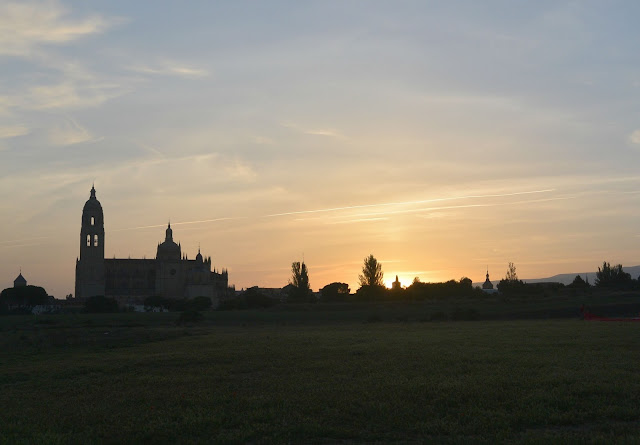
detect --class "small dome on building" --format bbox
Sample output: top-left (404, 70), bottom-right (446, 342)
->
top-left (482, 269), bottom-right (493, 290)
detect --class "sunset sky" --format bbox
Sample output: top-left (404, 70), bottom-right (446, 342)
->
top-left (2, 1), bottom-right (640, 298)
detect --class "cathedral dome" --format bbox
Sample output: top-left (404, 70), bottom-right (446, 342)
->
top-left (156, 223), bottom-right (181, 261)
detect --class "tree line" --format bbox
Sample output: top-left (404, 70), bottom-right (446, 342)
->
top-left (497, 261), bottom-right (639, 295)
top-left (2, 257), bottom-right (638, 314)
top-left (226, 256), bottom-right (640, 308)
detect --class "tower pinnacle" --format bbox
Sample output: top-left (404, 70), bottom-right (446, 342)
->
top-left (165, 222), bottom-right (173, 242)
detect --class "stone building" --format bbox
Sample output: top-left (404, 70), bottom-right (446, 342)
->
top-left (75, 186), bottom-right (228, 305)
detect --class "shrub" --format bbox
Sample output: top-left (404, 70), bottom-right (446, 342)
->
top-left (189, 296), bottom-right (212, 311)
top-left (320, 282), bottom-right (350, 302)
top-left (84, 295), bottom-right (119, 313)
top-left (177, 310), bottom-right (203, 325)
top-left (217, 289), bottom-right (278, 311)
top-left (144, 295), bottom-right (167, 310)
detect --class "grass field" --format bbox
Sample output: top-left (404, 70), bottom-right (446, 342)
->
top-left (1, 311), bottom-right (640, 443)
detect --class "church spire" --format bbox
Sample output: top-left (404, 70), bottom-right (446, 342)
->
top-left (90, 184), bottom-right (96, 199)
top-left (165, 222), bottom-right (173, 242)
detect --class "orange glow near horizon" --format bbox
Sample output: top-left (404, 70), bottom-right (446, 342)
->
top-left (3, 2), bottom-right (640, 299)
top-left (384, 275), bottom-right (415, 289)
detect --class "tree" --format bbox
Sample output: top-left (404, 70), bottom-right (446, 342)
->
top-left (568, 275), bottom-right (589, 288)
top-left (595, 262), bottom-right (632, 288)
top-left (289, 261), bottom-right (312, 302)
top-left (356, 254), bottom-right (386, 300)
top-left (359, 254), bottom-right (384, 287)
top-left (459, 277), bottom-right (473, 290)
top-left (320, 282), bottom-right (350, 302)
top-left (497, 262), bottom-right (524, 295)
top-left (0, 285), bottom-right (49, 307)
top-left (505, 262), bottom-right (518, 282)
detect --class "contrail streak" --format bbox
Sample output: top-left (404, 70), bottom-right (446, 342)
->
top-left (109, 189), bottom-right (557, 232)
top-left (325, 217), bottom-right (389, 225)
top-left (0, 242), bottom-right (45, 249)
top-left (0, 236), bottom-right (50, 245)
top-left (112, 217), bottom-right (245, 232)
top-left (328, 196), bottom-right (575, 220)
top-left (263, 189), bottom-right (555, 218)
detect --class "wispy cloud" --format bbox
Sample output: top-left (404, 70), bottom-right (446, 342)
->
top-left (264, 189), bottom-right (555, 218)
top-left (137, 142), bottom-right (166, 158)
top-left (128, 60), bottom-right (209, 78)
top-left (27, 82), bottom-right (125, 110)
top-left (304, 128), bottom-right (344, 137)
top-left (281, 121), bottom-right (346, 139)
top-left (225, 158), bottom-right (257, 182)
top-left (0, 125), bottom-right (29, 139)
top-left (111, 217), bottom-right (245, 232)
top-left (48, 117), bottom-right (100, 146)
top-left (0, 1), bottom-right (123, 57)
top-left (326, 217), bottom-right (389, 225)
top-left (1, 81), bottom-right (127, 112)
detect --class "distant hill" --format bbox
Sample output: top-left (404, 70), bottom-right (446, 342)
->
top-left (477, 265), bottom-right (640, 287)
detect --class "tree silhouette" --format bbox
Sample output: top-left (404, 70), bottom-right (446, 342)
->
top-left (0, 285), bottom-right (49, 307)
top-left (595, 262), bottom-right (632, 288)
top-left (459, 277), bottom-right (473, 290)
top-left (359, 254), bottom-right (384, 287)
top-left (289, 261), bottom-right (312, 302)
top-left (356, 255), bottom-right (386, 301)
top-left (568, 275), bottom-right (589, 288)
top-left (497, 262), bottom-right (524, 295)
top-left (320, 282), bottom-right (350, 302)
top-left (505, 262), bottom-right (518, 282)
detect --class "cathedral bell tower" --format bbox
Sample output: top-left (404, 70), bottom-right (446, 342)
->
top-left (75, 185), bottom-right (105, 298)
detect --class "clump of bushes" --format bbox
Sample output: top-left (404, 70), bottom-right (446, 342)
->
top-left (84, 295), bottom-right (119, 313)
top-left (177, 309), bottom-right (204, 325)
top-left (144, 296), bottom-right (212, 312)
top-left (217, 288), bottom-right (278, 310)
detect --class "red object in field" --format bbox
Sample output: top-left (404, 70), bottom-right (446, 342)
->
top-left (582, 308), bottom-right (640, 322)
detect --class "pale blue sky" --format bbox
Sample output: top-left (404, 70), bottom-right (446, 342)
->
top-left (1, 1), bottom-right (640, 297)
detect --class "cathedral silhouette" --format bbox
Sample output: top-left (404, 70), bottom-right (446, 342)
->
top-left (75, 186), bottom-right (228, 304)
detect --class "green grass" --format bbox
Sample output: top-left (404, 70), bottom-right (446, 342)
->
top-left (1, 313), bottom-right (640, 443)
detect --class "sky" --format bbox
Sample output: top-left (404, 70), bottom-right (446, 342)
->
top-left (1, 1), bottom-right (640, 298)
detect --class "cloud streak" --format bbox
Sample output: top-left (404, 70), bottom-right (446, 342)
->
top-left (48, 117), bottom-right (100, 146)
top-left (0, 1), bottom-right (123, 57)
top-left (128, 60), bottom-right (210, 78)
top-left (0, 125), bottom-right (29, 139)
top-left (264, 189), bottom-right (556, 218)
top-left (108, 189), bottom-right (560, 233)
top-left (111, 217), bottom-right (246, 232)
